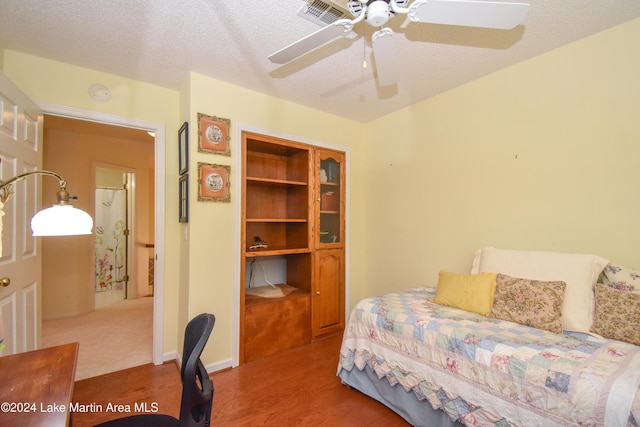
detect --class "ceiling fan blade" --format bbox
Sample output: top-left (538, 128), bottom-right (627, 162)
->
top-left (372, 28), bottom-right (399, 86)
top-left (409, 0), bottom-right (530, 30)
top-left (268, 19), bottom-right (355, 64)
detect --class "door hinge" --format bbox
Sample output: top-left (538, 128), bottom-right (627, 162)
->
top-left (123, 275), bottom-right (129, 282)
top-left (124, 229), bottom-right (130, 236)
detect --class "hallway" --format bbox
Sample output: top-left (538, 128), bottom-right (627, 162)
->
top-left (42, 297), bottom-right (153, 380)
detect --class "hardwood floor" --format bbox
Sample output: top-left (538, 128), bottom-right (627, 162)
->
top-left (71, 333), bottom-right (410, 426)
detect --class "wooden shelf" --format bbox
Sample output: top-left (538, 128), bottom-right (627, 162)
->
top-left (245, 247), bottom-right (311, 257)
top-left (247, 177), bottom-right (307, 187)
top-left (245, 138), bottom-right (309, 184)
top-left (246, 218), bottom-right (307, 223)
top-left (246, 138), bottom-right (308, 156)
top-left (244, 284), bottom-right (309, 306)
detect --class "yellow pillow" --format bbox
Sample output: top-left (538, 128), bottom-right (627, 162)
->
top-left (432, 270), bottom-right (497, 316)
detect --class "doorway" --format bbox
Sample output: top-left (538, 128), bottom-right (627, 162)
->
top-left (41, 113), bottom-right (158, 379)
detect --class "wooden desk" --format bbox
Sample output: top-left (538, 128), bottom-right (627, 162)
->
top-left (0, 342), bottom-right (79, 426)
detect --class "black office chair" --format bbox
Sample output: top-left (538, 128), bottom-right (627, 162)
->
top-left (95, 313), bottom-right (216, 427)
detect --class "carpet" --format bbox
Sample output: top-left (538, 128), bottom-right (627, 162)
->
top-left (42, 297), bottom-right (153, 380)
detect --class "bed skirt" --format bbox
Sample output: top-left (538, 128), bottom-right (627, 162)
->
top-left (338, 364), bottom-right (463, 427)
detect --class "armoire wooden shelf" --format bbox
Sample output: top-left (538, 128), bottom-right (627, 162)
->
top-left (240, 131), bottom-right (344, 363)
top-left (246, 177), bottom-right (307, 186)
top-left (246, 218), bottom-right (308, 223)
top-left (245, 248), bottom-right (311, 257)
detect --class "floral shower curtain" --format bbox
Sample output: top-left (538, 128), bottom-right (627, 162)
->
top-left (95, 188), bottom-right (126, 293)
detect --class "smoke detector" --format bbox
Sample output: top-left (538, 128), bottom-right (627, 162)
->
top-left (88, 83), bottom-right (111, 102)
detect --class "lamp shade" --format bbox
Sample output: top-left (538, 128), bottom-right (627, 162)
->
top-left (31, 204), bottom-right (93, 236)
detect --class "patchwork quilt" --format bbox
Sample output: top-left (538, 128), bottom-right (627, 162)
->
top-left (338, 288), bottom-right (640, 426)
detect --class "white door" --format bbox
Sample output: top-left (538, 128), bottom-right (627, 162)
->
top-left (0, 72), bottom-right (43, 355)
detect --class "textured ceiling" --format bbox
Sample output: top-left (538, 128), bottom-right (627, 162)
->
top-left (1, 0), bottom-right (639, 123)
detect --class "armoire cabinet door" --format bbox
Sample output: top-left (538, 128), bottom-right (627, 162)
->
top-left (312, 249), bottom-right (345, 337)
top-left (316, 149), bottom-right (344, 249)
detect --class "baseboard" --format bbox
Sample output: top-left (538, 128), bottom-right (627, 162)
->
top-left (161, 351), bottom-right (232, 374)
top-left (206, 358), bottom-right (233, 374)
top-left (162, 351), bottom-right (178, 364)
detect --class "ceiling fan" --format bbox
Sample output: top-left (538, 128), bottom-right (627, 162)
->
top-left (268, 0), bottom-right (530, 86)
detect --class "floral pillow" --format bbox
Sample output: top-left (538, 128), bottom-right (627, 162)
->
top-left (602, 263), bottom-right (640, 294)
top-left (472, 247), bottom-right (608, 333)
top-left (489, 274), bottom-right (566, 334)
top-left (591, 284), bottom-right (640, 346)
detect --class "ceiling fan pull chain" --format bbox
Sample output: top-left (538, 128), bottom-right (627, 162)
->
top-left (362, 24), bottom-right (368, 69)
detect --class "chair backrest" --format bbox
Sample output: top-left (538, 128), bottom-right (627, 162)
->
top-left (179, 313), bottom-right (215, 427)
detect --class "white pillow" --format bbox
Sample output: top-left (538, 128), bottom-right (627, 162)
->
top-left (471, 247), bottom-right (608, 333)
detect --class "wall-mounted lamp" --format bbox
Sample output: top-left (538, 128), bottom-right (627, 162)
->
top-left (0, 170), bottom-right (93, 237)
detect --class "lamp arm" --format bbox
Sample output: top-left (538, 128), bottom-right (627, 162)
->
top-left (0, 170), bottom-right (69, 204)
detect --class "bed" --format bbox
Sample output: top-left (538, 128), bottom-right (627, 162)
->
top-left (337, 247), bottom-right (640, 426)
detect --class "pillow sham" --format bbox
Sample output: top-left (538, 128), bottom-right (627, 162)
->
top-left (489, 274), bottom-right (566, 334)
top-left (432, 270), bottom-right (497, 316)
top-left (591, 284), bottom-right (640, 346)
top-left (602, 263), bottom-right (640, 294)
top-left (471, 247), bottom-right (608, 333)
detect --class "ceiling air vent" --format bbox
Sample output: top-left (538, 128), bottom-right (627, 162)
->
top-left (297, 0), bottom-right (349, 26)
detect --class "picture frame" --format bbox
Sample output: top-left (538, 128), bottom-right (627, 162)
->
top-left (197, 113), bottom-right (231, 156)
top-left (179, 173), bottom-right (189, 222)
top-left (178, 121), bottom-right (189, 175)
top-left (197, 162), bottom-right (231, 202)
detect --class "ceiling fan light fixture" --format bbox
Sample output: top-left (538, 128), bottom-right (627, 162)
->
top-left (366, 0), bottom-right (390, 27)
top-left (271, 0), bottom-right (531, 87)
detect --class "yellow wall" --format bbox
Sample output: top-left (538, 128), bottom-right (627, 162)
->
top-left (3, 16), bottom-right (639, 368)
top-left (2, 51), bottom-right (183, 355)
top-left (182, 72), bottom-right (364, 365)
top-left (361, 18), bottom-right (640, 298)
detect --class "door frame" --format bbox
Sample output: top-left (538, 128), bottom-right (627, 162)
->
top-left (39, 102), bottom-right (165, 365)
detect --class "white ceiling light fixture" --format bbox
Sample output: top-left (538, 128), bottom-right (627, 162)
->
top-left (366, 0), bottom-right (391, 27)
top-left (88, 83), bottom-right (111, 102)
